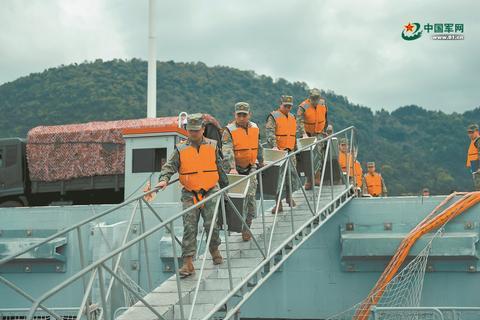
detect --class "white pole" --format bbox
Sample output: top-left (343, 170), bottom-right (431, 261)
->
top-left (147, 0), bottom-right (157, 118)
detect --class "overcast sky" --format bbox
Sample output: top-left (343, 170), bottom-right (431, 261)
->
top-left (1, 0), bottom-right (479, 112)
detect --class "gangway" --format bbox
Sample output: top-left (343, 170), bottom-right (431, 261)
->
top-left (0, 127), bottom-right (357, 320)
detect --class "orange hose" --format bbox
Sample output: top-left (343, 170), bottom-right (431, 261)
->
top-left (354, 192), bottom-right (480, 320)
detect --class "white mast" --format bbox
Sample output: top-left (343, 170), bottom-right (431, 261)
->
top-left (147, 0), bottom-right (157, 118)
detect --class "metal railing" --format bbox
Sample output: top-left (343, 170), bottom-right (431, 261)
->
top-left (0, 307), bottom-right (92, 320)
top-left (0, 126), bottom-right (357, 320)
top-left (371, 306), bottom-right (480, 320)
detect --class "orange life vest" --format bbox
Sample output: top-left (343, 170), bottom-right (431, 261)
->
top-left (270, 110), bottom-right (296, 150)
top-left (226, 122), bottom-right (259, 168)
top-left (299, 99), bottom-right (327, 134)
top-left (354, 161), bottom-right (363, 187)
top-left (338, 151), bottom-right (354, 174)
top-left (178, 139), bottom-right (219, 193)
top-left (365, 172), bottom-right (383, 197)
top-left (466, 138), bottom-right (479, 168)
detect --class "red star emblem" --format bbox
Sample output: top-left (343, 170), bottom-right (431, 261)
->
top-left (404, 22), bottom-right (414, 32)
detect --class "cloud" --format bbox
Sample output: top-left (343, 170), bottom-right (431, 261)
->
top-left (0, 0), bottom-right (128, 81)
top-left (1, 0), bottom-right (479, 112)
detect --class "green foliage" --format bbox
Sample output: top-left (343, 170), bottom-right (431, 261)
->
top-left (0, 59), bottom-right (477, 195)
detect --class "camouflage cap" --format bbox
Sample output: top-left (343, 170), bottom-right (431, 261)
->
top-left (186, 113), bottom-right (204, 130)
top-left (235, 102), bottom-right (250, 114)
top-left (309, 88), bottom-right (321, 98)
top-left (340, 138), bottom-right (349, 145)
top-left (281, 95), bottom-right (293, 105)
top-left (367, 162), bottom-right (375, 167)
top-left (467, 124), bottom-right (479, 132)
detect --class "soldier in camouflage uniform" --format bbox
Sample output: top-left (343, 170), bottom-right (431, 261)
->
top-left (466, 124), bottom-right (480, 191)
top-left (222, 102), bottom-right (264, 241)
top-left (265, 95), bottom-right (299, 213)
top-left (297, 88), bottom-right (329, 190)
top-left (154, 114), bottom-right (227, 277)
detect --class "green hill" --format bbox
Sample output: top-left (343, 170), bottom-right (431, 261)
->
top-left (0, 59), bottom-right (478, 195)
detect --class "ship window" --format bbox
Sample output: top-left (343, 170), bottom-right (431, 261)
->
top-left (132, 148), bottom-right (167, 173)
top-left (5, 145), bottom-right (17, 167)
top-left (0, 148), bottom-right (3, 167)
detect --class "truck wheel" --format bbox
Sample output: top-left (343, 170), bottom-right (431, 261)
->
top-left (0, 200), bottom-right (24, 207)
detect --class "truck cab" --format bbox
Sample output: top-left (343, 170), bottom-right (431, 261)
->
top-left (0, 138), bottom-right (27, 206)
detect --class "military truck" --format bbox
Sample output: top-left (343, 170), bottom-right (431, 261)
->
top-left (0, 137), bottom-right (125, 207)
top-left (0, 114), bottom-right (222, 207)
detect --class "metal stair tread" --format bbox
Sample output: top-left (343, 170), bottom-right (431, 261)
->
top-left (117, 183), bottom-right (351, 320)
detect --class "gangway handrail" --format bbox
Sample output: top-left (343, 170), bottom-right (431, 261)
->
top-left (0, 125), bottom-right (355, 266)
top-left (207, 186), bottom-right (354, 320)
top-left (0, 126), bottom-right (357, 320)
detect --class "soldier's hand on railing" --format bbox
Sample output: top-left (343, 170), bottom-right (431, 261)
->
top-left (229, 168), bottom-right (239, 174)
top-left (155, 180), bottom-right (168, 190)
top-left (143, 180), bottom-right (167, 202)
top-left (271, 146), bottom-right (279, 151)
top-left (143, 181), bottom-right (156, 202)
top-left (302, 133), bottom-right (308, 139)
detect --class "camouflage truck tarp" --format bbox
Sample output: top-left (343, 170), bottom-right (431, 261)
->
top-left (26, 117), bottom-right (180, 182)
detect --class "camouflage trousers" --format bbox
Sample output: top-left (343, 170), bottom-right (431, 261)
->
top-left (238, 166), bottom-right (258, 225)
top-left (308, 133), bottom-right (326, 174)
top-left (181, 187), bottom-right (221, 257)
top-left (245, 174), bottom-right (257, 224)
top-left (277, 154), bottom-right (299, 199)
top-left (474, 172), bottom-right (480, 191)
